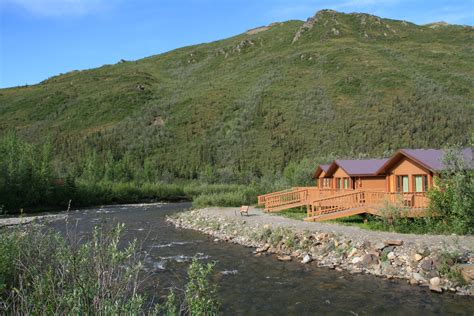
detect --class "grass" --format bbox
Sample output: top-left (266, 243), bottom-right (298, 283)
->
top-left (271, 211), bottom-right (463, 236)
top-left (273, 207), bottom-right (308, 221)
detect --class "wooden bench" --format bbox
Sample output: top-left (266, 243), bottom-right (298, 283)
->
top-left (235, 205), bottom-right (249, 216)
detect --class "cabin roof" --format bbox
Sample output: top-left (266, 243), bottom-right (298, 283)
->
top-left (325, 159), bottom-right (388, 177)
top-left (313, 164), bottom-right (331, 179)
top-left (377, 148), bottom-right (473, 173)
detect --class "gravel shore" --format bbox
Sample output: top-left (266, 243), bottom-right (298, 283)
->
top-left (199, 207), bottom-right (474, 251)
top-left (169, 207), bottom-right (474, 296)
top-left (0, 214), bottom-right (67, 228)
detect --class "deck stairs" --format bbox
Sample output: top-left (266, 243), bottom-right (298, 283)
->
top-left (304, 206), bottom-right (373, 222)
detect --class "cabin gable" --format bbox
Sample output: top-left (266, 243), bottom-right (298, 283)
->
top-left (384, 156), bottom-right (433, 193)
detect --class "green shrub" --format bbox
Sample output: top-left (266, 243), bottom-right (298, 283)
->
top-left (428, 147), bottom-right (474, 235)
top-left (0, 225), bottom-right (221, 314)
top-left (1, 224), bottom-right (145, 314)
top-left (184, 259), bottom-right (219, 315)
top-left (193, 191), bottom-right (245, 208)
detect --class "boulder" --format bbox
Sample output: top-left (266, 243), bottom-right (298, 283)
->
top-left (383, 265), bottom-right (396, 276)
top-left (277, 255), bottom-right (292, 262)
top-left (409, 278), bottom-right (418, 285)
top-left (302, 254), bottom-right (312, 264)
top-left (351, 257), bottom-right (362, 264)
top-left (347, 248), bottom-right (358, 258)
top-left (362, 253), bottom-right (378, 266)
top-left (427, 270), bottom-right (439, 279)
top-left (387, 252), bottom-right (396, 260)
top-left (321, 241), bottom-right (335, 253)
top-left (459, 264), bottom-right (474, 283)
top-left (382, 246), bottom-right (395, 256)
top-left (413, 253), bottom-right (423, 262)
top-left (420, 258), bottom-right (434, 272)
top-left (384, 239), bottom-right (403, 246)
top-left (417, 247), bottom-right (431, 257)
top-left (412, 272), bottom-right (426, 283)
top-left (255, 244), bottom-right (270, 253)
top-left (367, 250), bottom-right (380, 257)
top-left (374, 242), bottom-right (386, 250)
top-left (429, 284), bottom-right (443, 293)
top-left (430, 277), bottom-right (441, 287)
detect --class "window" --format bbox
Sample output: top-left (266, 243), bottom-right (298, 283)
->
top-left (414, 175), bottom-right (428, 192)
top-left (396, 175), bottom-right (409, 193)
top-left (323, 178), bottom-right (332, 188)
top-left (336, 178), bottom-right (342, 189)
top-left (344, 178), bottom-right (350, 189)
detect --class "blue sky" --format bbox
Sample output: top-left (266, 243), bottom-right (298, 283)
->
top-left (1, 0), bottom-right (473, 88)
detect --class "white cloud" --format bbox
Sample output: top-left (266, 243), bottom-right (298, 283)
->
top-left (2, 0), bottom-right (110, 17)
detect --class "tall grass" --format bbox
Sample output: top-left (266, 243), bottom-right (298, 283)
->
top-left (191, 185), bottom-right (262, 208)
top-left (0, 224), bottom-right (220, 314)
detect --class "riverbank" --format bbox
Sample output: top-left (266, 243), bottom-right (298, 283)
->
top-left (0, 214), bottom-right (67, 228)
top-left (168, 207), bottom-right (474, 296)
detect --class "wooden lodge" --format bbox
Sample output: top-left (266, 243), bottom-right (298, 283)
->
top-left (258, 148), bottom-right (473, 222)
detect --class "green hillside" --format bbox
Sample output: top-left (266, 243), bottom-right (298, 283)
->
top-left (1, 9), bottom-right (473, 179)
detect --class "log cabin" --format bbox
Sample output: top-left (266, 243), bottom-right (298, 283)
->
top-left (258, 148), bottom-right (472, 221)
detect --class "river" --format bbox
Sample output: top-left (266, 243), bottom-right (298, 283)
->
top-left (48, 202), bottom-right (474, 315)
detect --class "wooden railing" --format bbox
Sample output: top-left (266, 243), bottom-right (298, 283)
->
top-left (308, 190), bottom-right (429, 218)
top-left (363, 191), bottom-right (429, 209)
top-left (264, 188), bottom-right (309, 210)
top-left (258, 187), bottom-right (356, 211)
top-left (309, 191), bottom-right (364, 217)
top-left (257, 188), bottom-right (295, 205)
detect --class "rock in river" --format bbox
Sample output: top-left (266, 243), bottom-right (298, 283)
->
top-left (277, 255), bottom-right (292, 262)
top-left (302, 254), bottom-right (312, 264)
top-left (429, 284), bottom-right (443, 293)
top-left (430, 277), bottom-right (441, 287)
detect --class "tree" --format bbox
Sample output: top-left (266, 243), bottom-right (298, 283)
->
top-left (428, 146), bottom-right (474, 234)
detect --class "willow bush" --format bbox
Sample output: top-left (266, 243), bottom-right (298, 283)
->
top-left (0, 224), bottom-right (220, 315)
top-left (428, 147), bottom-right (474, 235)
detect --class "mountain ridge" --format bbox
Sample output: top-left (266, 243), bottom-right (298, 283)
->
top-left (0, 9), bottom-right (473, 178)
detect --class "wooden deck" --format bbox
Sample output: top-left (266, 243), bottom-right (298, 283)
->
top-left (258, 188), bottom-right (430, 222)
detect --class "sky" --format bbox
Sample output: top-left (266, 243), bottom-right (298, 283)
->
top-left (0, 0), bottom-right (473, 88)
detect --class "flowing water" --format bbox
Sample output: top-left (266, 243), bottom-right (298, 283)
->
top-left (49, 203), bottom-right (474, 315)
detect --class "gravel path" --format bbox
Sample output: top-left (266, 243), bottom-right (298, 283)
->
top-left (199, 207), bottom-right (474, 251)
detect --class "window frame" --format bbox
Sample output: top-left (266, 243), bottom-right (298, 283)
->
top-left (413, 174), bottom-right (428, 192)
top-left (396, 175), bottom-right (409, 193)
